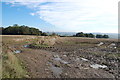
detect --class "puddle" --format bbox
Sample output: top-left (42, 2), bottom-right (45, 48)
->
top-left (90, 64), bottom-right (107, 69)
top-left (114, 47), bottom-right (117, 49)
top-left (109, 43), bottom-right (116, 48)
top-left (23, 45), bottom-right (29, 48)
top-left (63, 55), bottom-right (67, 57)
top-left (76, 58), bottom-right (80, 61)
top-left (14, 50), bottom-right (21, 54)
top-left (54, 55), bottom-right (69, 64)
top-left (81, 58), bottom-right (89, 61)
top-left (49, 62), bottom-right (62, 78)
top-left (61, 60), bottom-right (69, 64)
top-left (54, 57), bottom-right (61, 61)
top-left (97, 42), bottom-right (104, 46)
top-left (54, 55), bottom-right (61, 61)
top-left (53, 55), bottom-right (60, 58)
top-left (110, 43), bottom-right (116, 46)
top-left (109, 43), bottom-right (117, 49)
top-left (50, 66), bottom-right (62, 78)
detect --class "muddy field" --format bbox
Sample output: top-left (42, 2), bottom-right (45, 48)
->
top-left (2, 35), bottom-right (120, 79)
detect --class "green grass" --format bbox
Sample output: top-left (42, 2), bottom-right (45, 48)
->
top-left (0, 55), bottom-right (2, 79)
top-left (2, 43), bottom-right (28, 78)
top-left (63, 41), bottom-right (95, 45)
top-left (90, 52), bottom-right (98, 55)
top-left (30, 43), bottom-right (49, 48)
top-left (90, 52), bottom-right (120, 59)
top-left (107, 53), bottom-right (120, 59)
top-left (2, 52), bottom-right (28, 78)
top-left (64, 41), bottom-right (75, 45)
top-left (2, 35), bottom-right (55, 78)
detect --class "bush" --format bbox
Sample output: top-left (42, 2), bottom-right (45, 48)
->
top-left (76, 32), bottom-right (85, 37)
top-left (103, 35), bottom-right (109, 38)
top-left (75, 32), bottom-right (95, 38)
top-left (96, 34), bottom-right (103, 38)
top-left (74, 32), bottom-right (109, 38)
top-left (96, 34), bottom-right (109, 38)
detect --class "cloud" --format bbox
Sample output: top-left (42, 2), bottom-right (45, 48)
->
top-left (30, 13), bottom-right (35, 16)
top-left (3, 0), bottom-right (120, 32)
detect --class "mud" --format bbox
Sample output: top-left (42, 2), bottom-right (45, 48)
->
top-left (3, 36), bottom-right (119, 78)
top-left (27, 37), bottom-right (119, 78)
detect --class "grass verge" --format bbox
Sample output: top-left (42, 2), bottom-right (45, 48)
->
top-left (2, 45), bottom-right (28, 78)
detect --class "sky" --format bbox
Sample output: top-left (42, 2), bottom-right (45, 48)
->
top-left (1, 0), bottom-right (119, 33)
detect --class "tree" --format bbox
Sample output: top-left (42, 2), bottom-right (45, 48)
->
top-left (2, 24), bottom-right (44, 35)
top-left (50, 32), bottom-right (59, 36)
top-left (88, 33), bottom-right (95, 38)
top-left (96, 34), bottom-right (103, 38)
top-left (0, 27), bottom-right (4, 35)
top-left (41, 32), bottom-right (48, 36)
top-left (76, 32), bottom-right (85, 37)
top-left (103, 35), bottom-right (109, 38)
top-left (13, 24), bottom-right (19, 27)
top-left (84, 33), bottom-right (89, 37)
top-left (96, 34), bottom-right (109, 38)
top-left (75, 32), bottom-right (95, 38)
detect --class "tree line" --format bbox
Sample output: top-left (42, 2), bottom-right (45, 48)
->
top-left (0, 24), bottom-right (109, 38)
top-left (1, 24), bottom-right (47, 36)
top-left (74, 32), bottom-right (109, 38)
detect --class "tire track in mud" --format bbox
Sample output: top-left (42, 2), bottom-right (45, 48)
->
top-left (14, 44), bottom-right (116, 78)
top-left (11, 37), bottom-right (119, 78)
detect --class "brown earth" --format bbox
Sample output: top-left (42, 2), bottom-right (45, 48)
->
top-left (2, 35), bottom-right (119, 78)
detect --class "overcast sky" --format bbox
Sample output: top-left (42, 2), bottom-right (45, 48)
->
top-left (2, 0), bottom-right (119, 33)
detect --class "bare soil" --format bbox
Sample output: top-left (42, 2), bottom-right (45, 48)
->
top-left (2, 36), bottom-right (119, 78)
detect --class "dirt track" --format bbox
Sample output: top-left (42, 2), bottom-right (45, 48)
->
top-left (2, 36), bottom-right (119, 78)
top-left (16, 47), bottom-right (116, 78)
